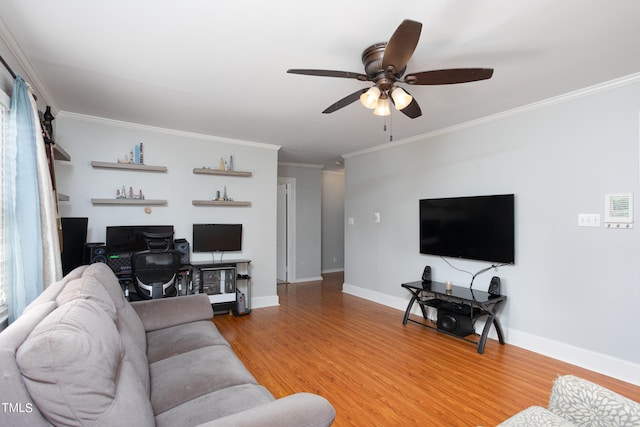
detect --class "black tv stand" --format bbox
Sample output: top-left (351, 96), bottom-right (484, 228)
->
top-left (401, 280), bottom-right (507, 354)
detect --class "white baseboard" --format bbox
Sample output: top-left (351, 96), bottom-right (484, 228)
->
top-left (342, 282), bottom-right (640, 386)
top-left (321, 268), bottom-right (344, 274)
top-left (290, 276), bottom-right (324, 284)
top-left (250, 295), bottom-right (279, 309)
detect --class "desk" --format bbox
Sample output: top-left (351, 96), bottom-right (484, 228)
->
top-left (401, 280), bottom-right (506, 354)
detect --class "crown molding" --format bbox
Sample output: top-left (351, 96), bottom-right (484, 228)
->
top-left (278, 162), bottom-right (324, 169)
top-left (343, 72), bottom-right (640, 160)
top-left (57, 111), bottom-right (281, 151)
top-left (0, 17), bottom-right (59, 113)
top-left (322, 169), bottom-right (345, 176)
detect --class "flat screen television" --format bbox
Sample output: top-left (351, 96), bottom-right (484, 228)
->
top-left (192, 224), bottom-right (242, 252)
top-left (419, 194), bottom-right (515, 263)
top-left (106, 225), bottom-right (174, 253)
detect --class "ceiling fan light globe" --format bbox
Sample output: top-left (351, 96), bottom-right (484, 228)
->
top-left (373, 96), bottom-right (391, 116)
top-left (359, 86), bottom-right (380, 109)
top-left (390, 87), bottom-right (413, 110)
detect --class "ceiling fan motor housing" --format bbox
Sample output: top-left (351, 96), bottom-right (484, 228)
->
top-left (362, 43), bottom-right (404, 90)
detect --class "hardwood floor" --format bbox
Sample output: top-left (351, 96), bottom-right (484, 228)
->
top-left (212, 272), bottom-right (640, 426)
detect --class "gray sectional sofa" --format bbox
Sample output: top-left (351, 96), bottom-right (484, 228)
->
top-left (0, 263), bottom-right (336, 426)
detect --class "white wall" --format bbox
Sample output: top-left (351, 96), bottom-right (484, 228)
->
top-left (56, 113), bottom-right (280, 308)
top-left (278, 163), bottom-right (322, 282)
top-left (343, 76), bottom-right (640, 385)
top-left (321, 171), bottom-right (345, 273)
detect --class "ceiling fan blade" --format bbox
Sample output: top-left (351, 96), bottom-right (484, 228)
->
top-left (400, 97), bottom-right (422, 119)
top-left (382, 20), bottom-right (422, 75)
top-left (390, 88), bottom-right (422, 119)
top-left (404, 68), bottom-right (494, 85)
top-left (322, 89), bottom-right (368, 114)
top-left (287, 69), bottom-right (369, 81)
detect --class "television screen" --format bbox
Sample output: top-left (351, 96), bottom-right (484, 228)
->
top-left (419, 194), bottom-right (515, 263)
top-left (106, 225), bottom-right (174, 253)
top-left (193, 224), bottom-right (242, 252)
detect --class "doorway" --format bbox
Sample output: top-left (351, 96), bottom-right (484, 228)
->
top-left (277, 178), bottom-right (295, 283)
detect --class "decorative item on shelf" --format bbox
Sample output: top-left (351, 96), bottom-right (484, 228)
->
top-left (118, 143), bottom-right (145, 165)
top-left (229, 155), bottom-right (234, 171)
top-left (219, 157), bottom-right (225, 170)
top-left (116, 185), bottom-right (145, 200)
top-left (214, 186), bottom-right (235, 202)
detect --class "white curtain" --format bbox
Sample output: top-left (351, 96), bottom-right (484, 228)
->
top-left (2, 76), bottom-right (61, 324)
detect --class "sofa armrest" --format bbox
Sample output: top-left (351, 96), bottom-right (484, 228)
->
top-left (548, 375), bottom-right (640, 426)
top-left (496, 406), bottom-right (575, 426)
top-left (196, 393), bottom-right (336, 427)
top-left (130, 294), bottom-right (213, 332)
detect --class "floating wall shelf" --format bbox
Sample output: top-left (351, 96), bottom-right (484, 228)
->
top-left (193, 168), bottom-right (252, 177)
top-left (91, 199), bottom-right (167, 206)
top-left (53, 144), bottom-right (71, 161)
top-left (58, 193), bottom-right (70, 202)
top-left (192, 200), bottom-right (251, 207)
top-left (91, 161), bottom-right (167, 172)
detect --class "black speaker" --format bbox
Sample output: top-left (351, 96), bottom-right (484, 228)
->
top-left (61, 217), bottom-right (88, 275)
top-left (174, 238), bottom-right (190, 265)
top-left (84, 243), bottom-right (107, 264)
top-left (421, 265), bottom-right (431, 282)
top-left (488, 276), bottom-right (501, 296)
top-left (437, 304), bottom-right (474, 337)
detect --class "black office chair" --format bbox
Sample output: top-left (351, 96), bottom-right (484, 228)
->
top-left (131, 232), bottom-right (181, 299)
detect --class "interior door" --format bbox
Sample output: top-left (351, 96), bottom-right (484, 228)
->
top-left (276, 183), bottom-right (288, 282)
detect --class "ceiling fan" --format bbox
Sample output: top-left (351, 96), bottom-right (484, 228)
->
top-left (287, 19), bottom-right (494, 119)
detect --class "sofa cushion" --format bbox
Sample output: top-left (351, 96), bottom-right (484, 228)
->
top-left (55, 272), bottom-right (150, 394)
top-left (81, 263), bottom-right (148, 353)
top-left (146, 320), bottom-right (230, 364)
top-left (0, 301), bottom-right (58, 427)
top-left (16, 299), bottom-right (154, 427)
top-left (56, 275), bottom-right (117, 320)
top-left (149, 345), bottom-right (258, 414)
top-left (155, 384), bottom-right (274, 427)
top-left (23, 265), bottom-right (89, 313)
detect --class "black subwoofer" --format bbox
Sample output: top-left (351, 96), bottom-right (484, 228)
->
top-left (437, 304), bottom-right (474, 337)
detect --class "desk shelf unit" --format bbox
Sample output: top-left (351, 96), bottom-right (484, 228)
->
top-left (191, 259), bottom-right (251, 315)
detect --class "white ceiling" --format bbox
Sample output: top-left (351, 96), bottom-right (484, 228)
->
top-left (1, 0), bottom-right (639, 170)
